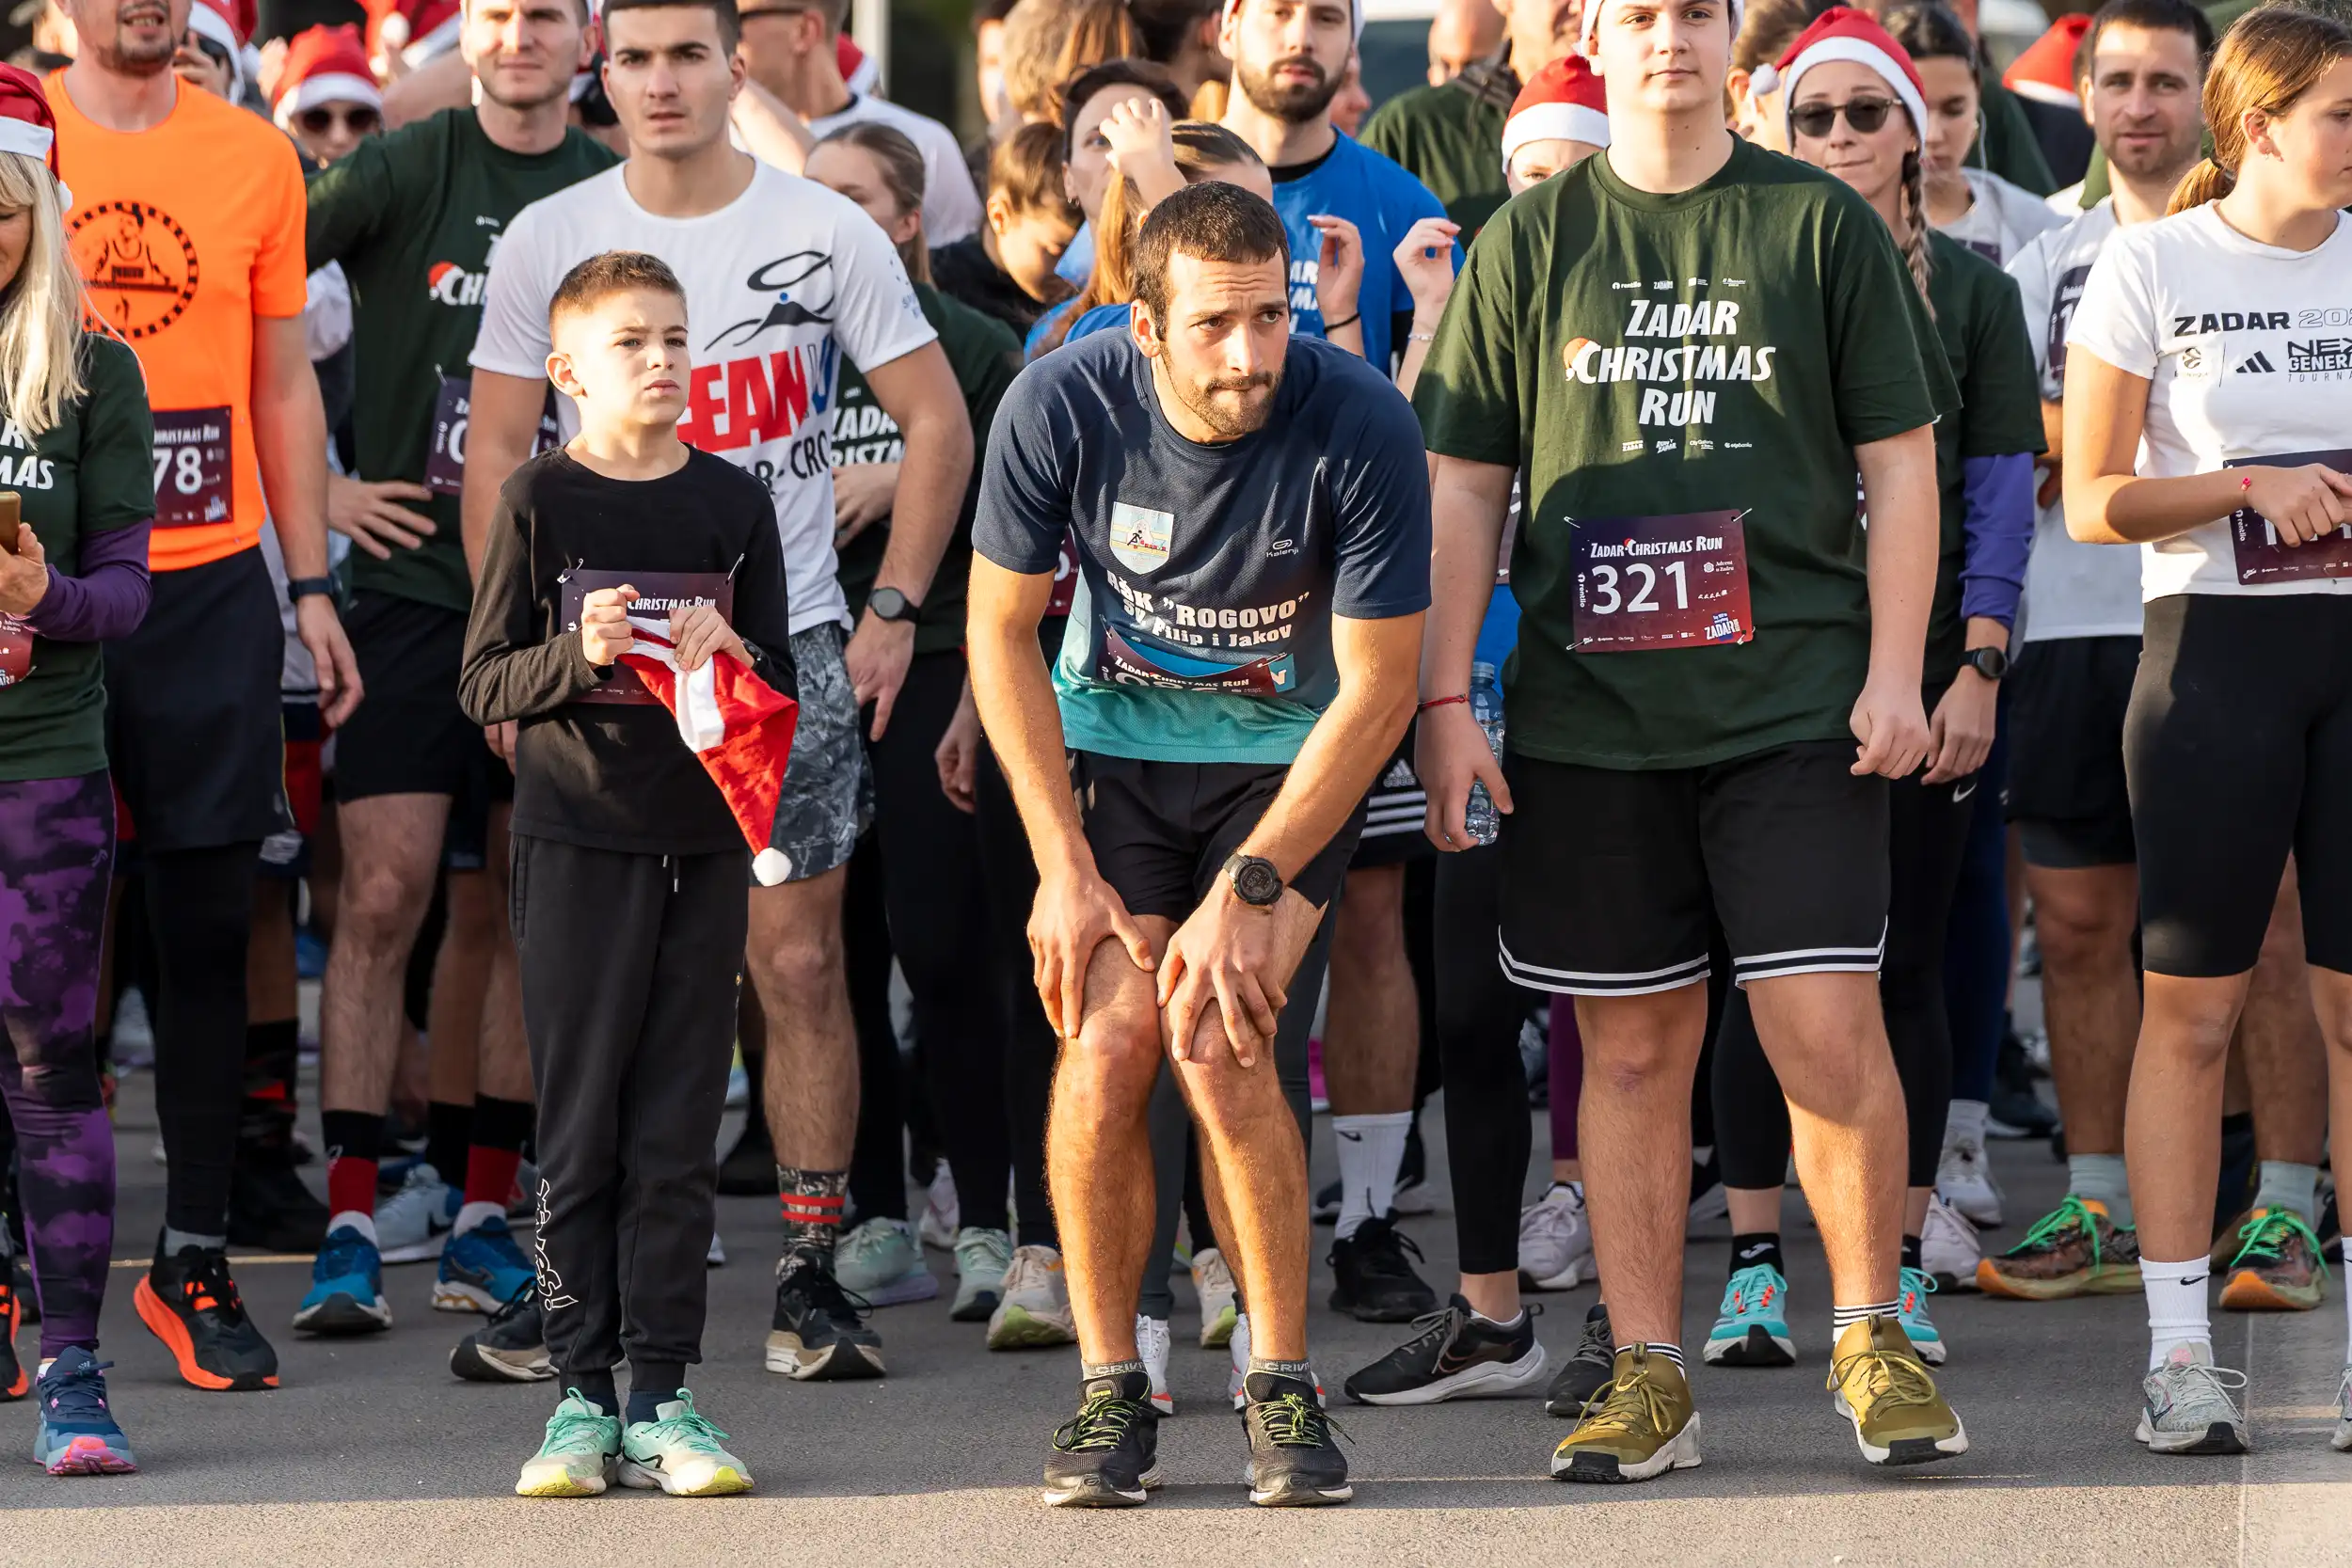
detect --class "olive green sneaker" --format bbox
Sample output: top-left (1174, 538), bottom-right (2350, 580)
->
top-left (516, 1389), bottom-right (622, 1497)
top-left (1549, 1345), bottom-right (1701, 1483)
top-left (1829, 1315), bottom-right (1967, 1466)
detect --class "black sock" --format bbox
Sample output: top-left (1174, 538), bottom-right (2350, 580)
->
top-left (628, 1360), bottom-right (686, 1426)
top-left (570, 1369), bottom-right (618, 1414)
top-left (1901, 1234), bottom-right (1923, 1273)
top-left (423, 1100), bottom-right (473, 1185)
top-left (1729, 1231), bottom-right (1783, 1276)
top-left (239, 1019), bottom-right (300, 1160)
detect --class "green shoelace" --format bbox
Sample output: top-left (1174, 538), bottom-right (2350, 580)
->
top-left (2228, 1208), bottom-right (2331, 1277)
top-left (1053, 1391), bottom-right (1150, 1453)
top-left (1254, 1391), bottom-right (1343, 1449)
top-left (2003, 1195), bottom-right (2107, 1262)
top-left (632, 1392), bottom-right (732, 1455)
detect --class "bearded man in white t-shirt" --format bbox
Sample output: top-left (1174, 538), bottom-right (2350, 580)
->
top-left (460, 0), bottom-right (974, 1383)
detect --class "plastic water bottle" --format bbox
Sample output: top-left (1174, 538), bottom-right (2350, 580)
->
top-left (1462, 661), bottom-right (1505, 846)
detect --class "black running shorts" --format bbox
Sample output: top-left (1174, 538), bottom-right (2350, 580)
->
top-left (2127, 593), bottom-right (2352, 978)
top-left (1073, 752), bottom-right (1364, 922)
top-left (1348, 728), bottom-right (1435, 869)
top-left (1497, 740), bottom-right (1890, 995)
top-left (336, 593), bottom-right (516, 808)
top-left (2007, 634), bottom-right (2139, 870)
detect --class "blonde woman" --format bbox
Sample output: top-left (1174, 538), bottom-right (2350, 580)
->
top-left (0, 63), bottom-right (157, 1475)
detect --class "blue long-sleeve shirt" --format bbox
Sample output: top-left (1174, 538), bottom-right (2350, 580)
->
top-left (1959, 451), bottom-right (2034, 630)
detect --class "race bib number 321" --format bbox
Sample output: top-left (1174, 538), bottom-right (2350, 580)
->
top-left (151, 405), bottom-right (232, 528)
top-left (1569, 510), bottom-right (1755, 653)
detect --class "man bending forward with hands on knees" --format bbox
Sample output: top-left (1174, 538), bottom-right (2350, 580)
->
top-left (966, 181), bottom-right (1428, 1512)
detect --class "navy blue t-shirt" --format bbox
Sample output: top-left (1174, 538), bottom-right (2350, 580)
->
top-left (973, 329), bottom-right (1431, 764)
top-left (1272, 134), bottom-right (1450, 374)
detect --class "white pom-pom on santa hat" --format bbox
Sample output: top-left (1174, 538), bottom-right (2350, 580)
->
top-left (1773, 6), bottom-right (1930, 145)
top-left (1502, 54), bottom-right (1610, 173)
top-left (621, 616), bottom-right (802, 887)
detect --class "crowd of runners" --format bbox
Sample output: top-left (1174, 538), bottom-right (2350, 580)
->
top-left (0, 0), bottom-right (2348, 1508)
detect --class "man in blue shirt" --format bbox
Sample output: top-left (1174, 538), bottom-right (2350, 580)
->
top-left (968, 182), bottom-right (1427, 1510)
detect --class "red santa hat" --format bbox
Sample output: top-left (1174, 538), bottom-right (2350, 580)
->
top-left (187, 0), bottom-right (253, 97)
top-left (2004, 14), bottom-right (2091, 109)
top-left (1760, 7), bottom-right (1928, 143)
top-left (837, 32), bottom-right (881, 94)
top-left (619, 617), bottom-right (801, 886)
top-left (1582, 0), bottom-right (1742, 55)
top-left (0, 64), bottom-right (69, 209)
top-left (275, 24), bottom-right (383, 126)
top-left (1502, 54), bottom-right (1609, 170)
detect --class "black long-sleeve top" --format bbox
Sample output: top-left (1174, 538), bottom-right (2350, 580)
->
top-left (459, 447), bottom-right (796, 856)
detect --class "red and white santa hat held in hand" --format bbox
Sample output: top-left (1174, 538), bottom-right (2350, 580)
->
top-left (1502, 54), bottom-right (1610, 171)
top-left (1756, 7), bottom-right (1928, 142)
top-left (0, 63), bottom-right (69, 210)
top-left (2004, 13), bottom-right (2091, 109)
top-left (620, 616), bottom-right (801, 887)
top-left (275, 24), bottom-right (383, 129)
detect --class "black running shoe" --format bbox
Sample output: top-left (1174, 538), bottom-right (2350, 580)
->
top-left (228, 1160), bottom-right (329, 1253)
top-left (1242, 1370), bottom-right (1352, 1506)
top-left (134, 1238), bottom-right (279, 1391)
top-left (766, 1250), bottom-right (884, 1380)
top-left (1343, 1295), bottom-right (1547, 1405)
top-left (1328, 1216), bottom-right (1438, 1323)
top-left (716, 1118), bottom-right (775, 1197)
top-left (451, 1280), bottom-right (554, 1383)
top-left (1546, 1302), bottom-right (1615, 1418)
top-left (1042, 1369), bottom-right (1161, 1507)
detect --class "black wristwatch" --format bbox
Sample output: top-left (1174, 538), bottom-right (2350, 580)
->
top-left (286, 576), bottom-right (335, 604)
top-left (1961, 645), bottom-right (2010, 682)
top-left (1222, 853), bottom-right (1284, 908)
top-left (866, 586), bottom-right (920, 624)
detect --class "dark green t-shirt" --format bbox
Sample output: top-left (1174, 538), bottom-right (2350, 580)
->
top-left (0, 336), bottom-right (157, 780)
top-left (307, 109), bottom-right (618, 614)
top-left (1360, 73), bottom-right (1513, 240)
top-left (833, 281), bottom-right (1019, 654)
top-left (1920, 230), bottom-right (2045, 689)
top-left (1973, 77), bottom-right (2058, 198)
top-left (1414, 137), bottom-right (1956, 770)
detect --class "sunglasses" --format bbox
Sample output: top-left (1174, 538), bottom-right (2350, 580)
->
top-left (1789, 96), bottom-right (1899, 138)
top-left (297, 104), bottom-right (383, 136)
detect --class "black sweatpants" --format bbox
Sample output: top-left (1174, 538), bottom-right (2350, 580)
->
top-left (511, 833), bottom-right (745, 1386)
top-left (147, 844), bottom-right (262, 1236)
top-left (1433, 846), bottom-right (1535, 1276)
top-left (1712, 762), bottom-right (1977, 1192)
top-left (975, 738), bottom-right (1060, 1251)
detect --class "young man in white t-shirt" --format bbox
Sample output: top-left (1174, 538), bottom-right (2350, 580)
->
top-left (1979, 0), bottom-right (2207, 1304)
top-left (461, 0), bottom-right (975, 1384)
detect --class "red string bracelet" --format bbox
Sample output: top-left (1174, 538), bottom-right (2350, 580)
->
top-left (1418, 693), bottom-right (1469, 713)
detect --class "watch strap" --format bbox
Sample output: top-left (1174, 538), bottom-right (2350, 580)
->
top-left (286, 576), bottom-right (335, 602)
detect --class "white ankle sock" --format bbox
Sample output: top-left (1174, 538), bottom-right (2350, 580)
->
top-left (1331, 1112), bottom-right (1411, 1241)
top-left (453, 1199), bottom-right (504, 1238)
top-left (1944, 1099), bottom-right (1989, 1148)
top-left (2141, 1255), bottom-right (2214, 1370)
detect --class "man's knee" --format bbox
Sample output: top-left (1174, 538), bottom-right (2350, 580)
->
top-left (1579, 990), bottom-right (1703, 1088)
top-left (1054, 1013), bottom-right (1161, 1121)
top-left (1330, 866), bottom-right (1404, 970)
top-left (748, 918), bottom-right (845, 1000)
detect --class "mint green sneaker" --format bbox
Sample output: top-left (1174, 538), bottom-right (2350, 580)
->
top-left (835, 1217), bottom-right (938, 1307)
top-left (1703, 1263), bottom-right (1794, 1367)
top-left (516, 1389), bottom-right (622, 1497)
top-left (619, 1391), bottom-right (754, 1497)
top-left (1896, 1267), bottom-right (1946, 1366)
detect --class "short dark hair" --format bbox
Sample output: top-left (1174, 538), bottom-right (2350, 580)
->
top-left (1129, 0), bottom-right (1221, 61)
top-left (549, 250), bottom-right (689, 329)
top-left (601, 0), bottom-right (741, 53)
top-left (1131, 182), bottom-right (1290, 328)
top-left (1882, 2), bottom-right (1978, 69)
top-left (1058, 58), bottom-right (1188, 160)
top-left (2079, 0), bottom-right (2217, 81)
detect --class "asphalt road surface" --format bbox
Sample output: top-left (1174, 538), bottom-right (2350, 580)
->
top-left (6, 1059), bottom-right (2350, 1567)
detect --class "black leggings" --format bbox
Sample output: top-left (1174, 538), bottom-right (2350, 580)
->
top-left (145, 843), bottom-right (261, 1237)
top-left (1713, 765), bottom-right (1976, 1192)
top-left (844, 651), bottom-right (1014, 1232)
top-left (1433, 846), bottom-right (1536, 1276)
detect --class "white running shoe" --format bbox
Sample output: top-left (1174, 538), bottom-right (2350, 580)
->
top-left (2332, 1366), bottom-right (2352, 1453)
top-left (2137, 1342), bottom-right (2249, 1455)
top-left (1137, 1313), bottom-right (1175, 1415)
top-left (378, 1162), bottom-right (457, 1264)
top-left (917, 1165), bottom-right (961, 1252)
top-left (1518, 1182), bottom-right (1597, 1290)
top-left (986, 1243), bottom-right (1078, 1350)
top-left (834, 1217), bottom-right (938, 1306)
top-left (1919, 1193), bottom-right (1980, 1291)
top-left (1935, 1132), bottom-right (2004, 1228)
top-left (707, 1229), bottom-right (726, 1267)
top-left (1193, 1246), bottom-right (1238, 1348)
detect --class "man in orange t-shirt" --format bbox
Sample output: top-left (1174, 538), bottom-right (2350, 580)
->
top-left (53, 0), bottom-right (359, 1397)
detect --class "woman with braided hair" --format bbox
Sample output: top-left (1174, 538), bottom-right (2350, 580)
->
top-left (1702, 4), bottom-right (2043, 1374)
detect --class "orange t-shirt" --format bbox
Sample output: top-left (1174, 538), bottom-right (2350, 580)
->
top-left (50, 72), bottom-right (309, 572)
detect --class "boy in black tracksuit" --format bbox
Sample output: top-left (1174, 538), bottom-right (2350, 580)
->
top-left (459, 252), bottom-right (793, 1499)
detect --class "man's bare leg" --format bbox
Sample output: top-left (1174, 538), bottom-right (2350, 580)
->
top-left (1574, 985), bottom-right (1710, 1348)
top-left (2026, 863), bottom-right (2139, 1168)
top-left (747, 868), bottom-right (860, 1256)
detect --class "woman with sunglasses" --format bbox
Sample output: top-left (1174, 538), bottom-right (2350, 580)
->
top-left (1702, 5), bottom-right (2042, 1374)
top-left (2063, 3), bottom-right (2352, 1457)
top-left (1883, 2), bottom-right (2062, 266)
top-left (272, 24), bottom-right (385, 166)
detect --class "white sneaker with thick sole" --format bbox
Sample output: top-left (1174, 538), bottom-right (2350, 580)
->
top-left (1918, 1194), bottom-right (1981, 1292)
top-left (1137, 1313), bottom-right (1175, 1415)
top-left (1935, 1132), bottom-right (2004, 1228)
top-left (1518, 1182), bottom-right (1597, 1290)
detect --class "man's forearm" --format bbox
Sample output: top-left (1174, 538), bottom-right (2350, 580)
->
top-left (460, 374), bottom-right (542, 584)
top-left (1859, 428), bottom-right (1938, 687)
top-left (732, 79), bottom-right (814, 173)
top-left (967, 615), bottom-right (1093, 878)
top-left (871, 404), bottom-right (975, 607)
top-left (255, 362), bottom-right (331, 578)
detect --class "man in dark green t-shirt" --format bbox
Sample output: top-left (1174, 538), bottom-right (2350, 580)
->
top-left (297, 0), bottom-right (616, 1355)
top-left (1412, 0), bottom-right (1969, 1482)
top-left (1359, 0), bottom-right (1581, 237)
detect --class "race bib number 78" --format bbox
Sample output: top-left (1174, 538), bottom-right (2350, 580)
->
top-left (151, 405), bottom-right (232, 528)
top-left (1570, 510), bottom-right (1755, 653)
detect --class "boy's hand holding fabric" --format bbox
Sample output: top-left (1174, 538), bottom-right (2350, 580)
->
top-left (621, 613), bottom-right (801, 886)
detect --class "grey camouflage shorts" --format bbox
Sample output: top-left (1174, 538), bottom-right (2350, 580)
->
top-left (766, 624), bottom-right (869, 883)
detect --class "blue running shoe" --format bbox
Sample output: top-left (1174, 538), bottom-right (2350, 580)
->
top-left (436, 1215), bottom-right (536, 1314)
top-left (34, 1348), bottom-right (137, 1475)
top-left (294, 1224), bottom-right (392, 1335)
top-left (1897, 1266), bottom-right (1947, 1366)
top-left (1702, 1263), bottom-right (1794, 1367)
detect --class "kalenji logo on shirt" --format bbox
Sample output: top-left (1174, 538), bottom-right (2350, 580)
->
top-left (427, 261), bottom-right (490, 307)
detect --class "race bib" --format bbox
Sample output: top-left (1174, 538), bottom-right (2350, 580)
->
top-left (2226, 451), bottom-right (2352, 585)
top-left (1046, 530), bottom-right (1079, 617)
top-left (560, 568), bottom-right (734, 705)
top-left (426, 376), bottom-right (564, 498)
top-left (1096, 626), bottom-right (1295, 695)
top-left (0, 610), bottom-right (30, 686)
top-left (1570, 510), bottom-right (1755, 653)
top-left (151, 405), bottom-right (232, 528)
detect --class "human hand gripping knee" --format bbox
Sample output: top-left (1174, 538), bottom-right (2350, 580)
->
top-left (1029, 863), bottom-right (1155, 1040)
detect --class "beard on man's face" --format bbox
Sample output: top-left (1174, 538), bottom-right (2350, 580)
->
top-left (1237, 54), bottom-right (1340, 123)
top-left (1174, 364), bottom-right (1282, 437)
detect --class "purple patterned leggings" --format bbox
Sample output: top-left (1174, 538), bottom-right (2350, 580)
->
top-left (0, 771), bottom-right (118, 1358)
